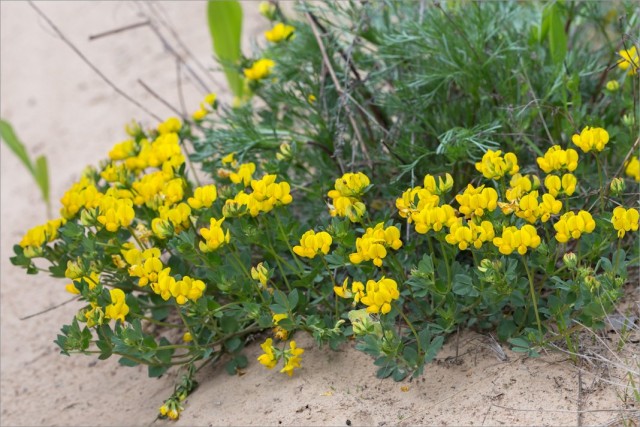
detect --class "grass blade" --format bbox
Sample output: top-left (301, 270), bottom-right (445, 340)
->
top-left (207, 0), bottom-right (244, 97)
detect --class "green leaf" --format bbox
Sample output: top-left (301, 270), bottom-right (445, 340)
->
top-left (148, 364), bottom-right (170, 378)
top-left (547, 3), bottom-right (567, 65)
top-left (207, 0), bottom-right (244, 97)
top-left (288, 289), bottom-right (299, 310)
top-left (34, 155), bottom-right (50, 205)
top-left (0, 119), bottom-right (34, 174)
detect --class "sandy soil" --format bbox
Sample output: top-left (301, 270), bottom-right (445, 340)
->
top-left (1, 2), bottom-right (638, 426)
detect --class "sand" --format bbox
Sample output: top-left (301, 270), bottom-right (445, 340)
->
top-left (1, 2), bottom-right (637, 426)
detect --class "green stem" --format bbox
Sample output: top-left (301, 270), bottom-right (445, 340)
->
top-left (522, 254), bottom-right (542, 336)
top-left (394, 303), bottom-right (422, 357)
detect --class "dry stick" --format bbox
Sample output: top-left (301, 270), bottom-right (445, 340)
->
top-left (144, 2), bottom-right (218, 88)
top-left (146, 18), bottom-right (212, 95)
top-left (20, 296), bottom-right (79, 321)
top-left (175, 59), bottom-right (188, 118)
top-left (137, 79), bottom-right (185, 119)
top-left (88, 20), bottom-right (150, 41)
top-left (305, 12), bottom-right (372, 169)
top-left (28, 1), bottom-right (163, 122)
top-left (577, 367), bottom-right (583, 427)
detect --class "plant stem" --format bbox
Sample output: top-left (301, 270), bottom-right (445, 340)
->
top-left (522, 254), bottom-right (542, 336)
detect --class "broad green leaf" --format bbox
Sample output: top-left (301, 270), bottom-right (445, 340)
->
top-left (207, 0), bottom-right (244, 97)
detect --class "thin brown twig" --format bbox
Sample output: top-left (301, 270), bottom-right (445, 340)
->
top-left (88, 20), bottom-right (150, 41)
top-left (305, 11), bottom-right (372, 169)
top-left (137, 79), bottom-right (185, 119)
top-left (28, 1), bottom-right (163, 122)
top-left (20, 296), bottom-right (79, 320)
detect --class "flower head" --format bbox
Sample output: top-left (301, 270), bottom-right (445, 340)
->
top-left (612, 207), bottom-right (639, 238)
top-left (492, 225), bottom-right (541, 255)
top-left (617, 46), bottom-right (639, 75)
top-left (244, 59), bottom-right (275, 81)
top-left (475, 150), bottom-right (519, 180)
top-left (293, 230), bottom-right (332, 259)
top-left (571, 126), bottom-right (609, 153)
top-left (554, 211), bottom-right (596, 243)
top-left (265, 23), bottom-right (295, 43)
top-left (536, 145), bottom-right (579, 173)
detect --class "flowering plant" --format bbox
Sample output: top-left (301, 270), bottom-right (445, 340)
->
top-left (11, 0), bottom-right (639, 419)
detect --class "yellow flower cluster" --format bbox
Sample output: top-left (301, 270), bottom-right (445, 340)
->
top-left (153, 273), bottom-right (206, 304)
top-left (396, 174), bottom-right (455, 233)
top-left (504, 174), bottom-right (539, 203)
top-left (152, 202), bottom-right (192, 239)
top-left (536, 145), bottom-right (579, 173)
top-left (334, 278), bottom-right (365, 304)
top-left (187, 184), bottom-right (217, 210)
top-left (513, 191), bottom-right (562, 223)
top-left (60, 177), bottom-right (103, 219)
top-left (126, 247), bottom-right (164, 287)
top-left (244, 58), bottom-right (275, 81)
top-left (96, 195), bottom-right (135, 232)
top-left (618, 46), bottom-right (638, 75)
top-left (554, 211), bottom-right (596, 243)
top-left (265, 23), bottom-right (295, 43)
top-left (327, 172), bottom-right (370, 222)
top-left (257, 338), bottom-right (304, 377)
top-left (492, 225), bottom-right (541, 255)
top-left (199, 217), bottom-right (230, 252)
top-left (251, 262), bottom-right (270, 288)
top-left (19, 218), bottom-right (65, 250)
top-left (571, 126), bottom-right (609, 153)
top-left (192, 93), bottom-right (217, 122)
top-left (544, 174), bottom-right (577, 197)
top-left (293, 230), bottom-right (332, 259)
top-left (625, 156), bottom-right (640, 182)
top-left (349, 223), bottom-right (402, 267)
top-left (65, 271), bottom-right (99, 295)
top-left (612, 207), bottom-right (639, 238)
top-left (359, 277), bottom-right (400, 314)
top-left (104, 288), bottom-right (129, 323)
top-left (229, 163), bottom-right (256, 187)
top-left (445, 218), bottom-right (495, 250)
top-left (455, 184), bottom-right (498, 218)
top-left (475, 149), bottom-right (519, 180)
top-left (225, 174), bottom-right (293, 217)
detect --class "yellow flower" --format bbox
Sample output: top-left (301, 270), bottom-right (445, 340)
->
top-left (605, 80), bottom-right (620, 91)
top-left (423, 173), bottom-right (454, 195)
top-left (96, 196), bottom-right (135, 232)
top-left (280, 340), bottom-right (304, 377)
top-left (307, 94), bottom-right (316, 104)
top-left (257, 338), bottom-right (278, 369)
top-left (475, 150), bottom-right (519, 180)
top-left (188, 184), bottom-right (217, 209)
top-left (349, 223), bottom-right (402, 267)
top-left (251, 262), bottom-right (270, 287)
top-left (396, 186), bottom-right (439, 220)
top-left (293, 230), bottom-right (332, 259)
top-left (625, 156), bottom-right (640, 182)
top-left (183, 332), bottom-right (193, 342)
top-left (151, 267), bottom-right (175, 301)
top-left (109, 139), bottom-right (137, 161)
top-left (544, 173), bottom-right (577, 197)
top-left (265, 23), bottom-right (295, 43)
top-left (199, 217), bottom-right (230, 252)
top-left (536, 145), bottom-right (579, 173)
top-left (222, 152), bottom-right (237, 167)
top-left (65, 272), bottom-right (100, 295)
top-left (327, 172), bottom-right (371, 221)
top-left (157, 117), bottom-right (182, 135)
top-left (170, 275), bottom-right (206, 304)
top-left (127, 248), bottom-right (164, 287)
top-left (492, 225), bottom-right (541, 255)
top-left (455, 184), bottom-right (498, 218)
top-left (445, 219), bottom-right (495, 250)
top-left (571, 126), bottom-right (609, 153)
top-left (612, 207), bottom-right (639, 238)
top-left (554, 210), bottom-right (596, 243)
top-left (104, 288), bottom-right (129, 323)
top-left (618, 46), bottom-right (639, 75)
top-left (505, 173), bottom-right (539, 202)
top-left (360, 277), bottom-right (400, 314)
top-left (230, 163), bottom-right (256, 186)
top-left (19, 218), bottom-right (65, 249)
top-left (192, 107), bottom-right (207, 121)
top-left (515, 191), bottom-right (541, 224)
top-left (204, 93), bottom-right (217, 106)
top-left (538, 193), bottom-right (562, 222)
top-left (244, 58), bottom-right (275, 81)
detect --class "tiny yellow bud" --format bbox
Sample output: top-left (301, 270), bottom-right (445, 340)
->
top-left (605, 80), bottom-right (620, 92)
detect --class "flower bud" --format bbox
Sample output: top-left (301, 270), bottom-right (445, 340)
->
top-left (80, 208), bottom-right (99, 227)
top-left (65, 260), bottom-right (84, 279)
top-left (622, 114), bottom-right (635, 128)
top-left (605, 80), bottom-right (619, 92)
top-left (275, 142), bottom-right (292, 161)
top-left (478, 258), bottom-right (493, 273)
top-left (609, 177), bottom-right (626, 196)
top-left (259, 1), bottom-right (276, 20)
top-left (562, 252), bottom-right (577, 269)
top-left (151, 218), bottom-right (173, 239)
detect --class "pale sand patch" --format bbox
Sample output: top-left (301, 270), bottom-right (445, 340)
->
top-left (1, 2), bottom-right (635, 426)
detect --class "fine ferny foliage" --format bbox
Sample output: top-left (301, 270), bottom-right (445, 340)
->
top-left (12, 1), bottom-right (639, 420)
